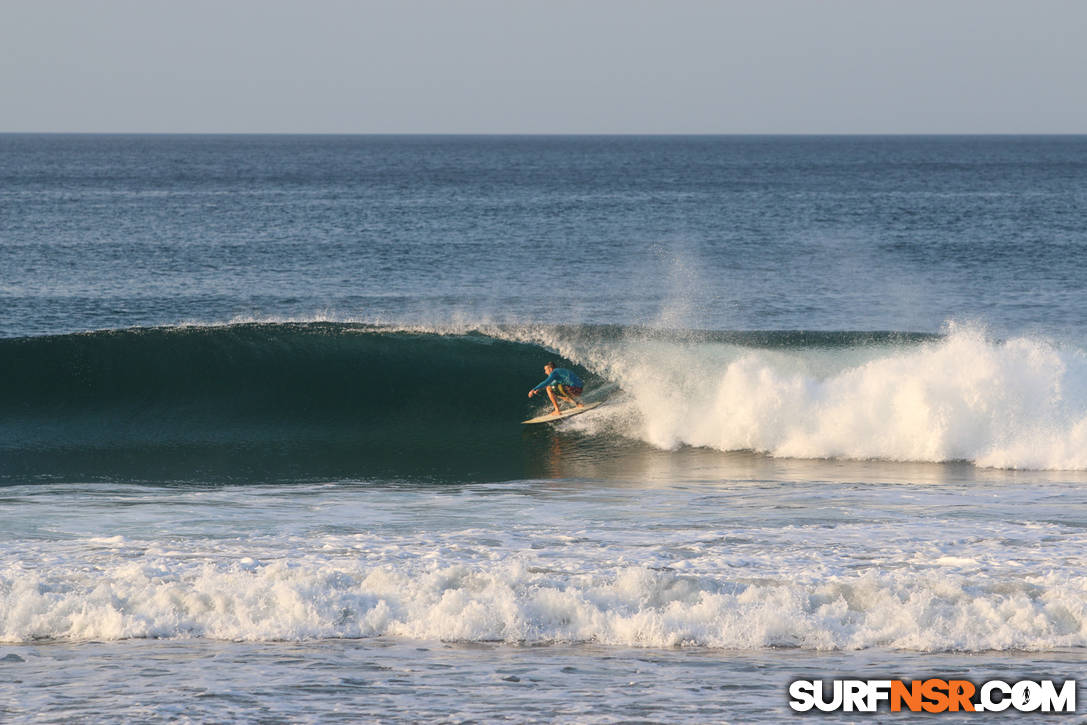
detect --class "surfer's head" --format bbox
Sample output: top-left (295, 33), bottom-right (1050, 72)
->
top-left (544, 362), bottom-right (555, 373)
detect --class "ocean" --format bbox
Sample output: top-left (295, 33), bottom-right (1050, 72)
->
top-left (1, 134), bottom-right (1085, 722)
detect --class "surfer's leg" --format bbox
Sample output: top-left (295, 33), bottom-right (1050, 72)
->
top-left (545, 386), bottom-right (562, 415)
top-left (559, 385), bottom-right (584, 408)
top-left (557, 391), bottom-right (581, 408)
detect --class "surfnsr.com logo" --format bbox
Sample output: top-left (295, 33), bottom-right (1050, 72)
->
top-left (788, 679), bottom-right (1077, 713)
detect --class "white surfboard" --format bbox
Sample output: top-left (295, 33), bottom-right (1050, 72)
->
top-left (522, 401), bottom-right (602, 425)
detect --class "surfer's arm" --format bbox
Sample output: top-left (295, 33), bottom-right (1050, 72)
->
top-left (529, 372), bottom-right (557, 395)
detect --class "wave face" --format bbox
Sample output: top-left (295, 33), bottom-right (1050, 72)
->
top-left (3, 322), bottom-right (1087, 481)
top-left (0, 323), bottom-right (591, 482)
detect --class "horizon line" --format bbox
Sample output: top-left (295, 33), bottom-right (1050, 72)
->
top-left (2, 131), bottom-right (1086, 137)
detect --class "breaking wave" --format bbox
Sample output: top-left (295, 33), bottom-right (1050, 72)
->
top-left (525, 322), bottom-right (1087, 471)
top-left (2, 321), bottom-right (1086, 481)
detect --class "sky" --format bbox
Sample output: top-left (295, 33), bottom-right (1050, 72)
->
top-left (2, 0), bottom-right (1085, 134)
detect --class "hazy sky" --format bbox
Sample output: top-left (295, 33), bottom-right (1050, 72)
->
top-left (3, 0), bottom-right (1085, 133)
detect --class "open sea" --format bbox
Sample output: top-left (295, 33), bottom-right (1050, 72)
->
top-left (1, 134), bottom-right (1086, 722)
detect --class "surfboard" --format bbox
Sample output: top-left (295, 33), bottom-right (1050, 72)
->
top-left (522, 401), bottom-right (602, 425)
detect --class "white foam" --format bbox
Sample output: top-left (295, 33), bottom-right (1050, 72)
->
top-left (3, 557), bottom-right (1085, 650)
top-left (504, 323), bottom-right (1087, 471)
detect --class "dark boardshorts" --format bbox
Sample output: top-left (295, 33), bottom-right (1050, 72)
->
top-left (551, 384), bottom-right (583, 397)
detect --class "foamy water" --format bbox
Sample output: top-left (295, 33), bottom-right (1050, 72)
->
top-left (497, 324), bottom-right (1087, 471)
top-left (3, 474), bottom-right (1085, 722)
top-left (4, 477), bottom-right (1085, 651)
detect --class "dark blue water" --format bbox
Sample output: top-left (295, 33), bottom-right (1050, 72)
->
top-left (3, 134), bottom-right (1086, 339)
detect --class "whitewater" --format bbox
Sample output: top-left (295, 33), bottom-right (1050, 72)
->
top-left (505, 322), bottom-right (1087, 471)
top-left (4, 477), bottom-right (1087, 650)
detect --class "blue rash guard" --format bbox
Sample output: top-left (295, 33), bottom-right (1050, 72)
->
top-left (531, 368), bottom-right (584, 392)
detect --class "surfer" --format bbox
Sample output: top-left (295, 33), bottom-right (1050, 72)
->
top-left (528, 362), bottom-right (585, 416)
